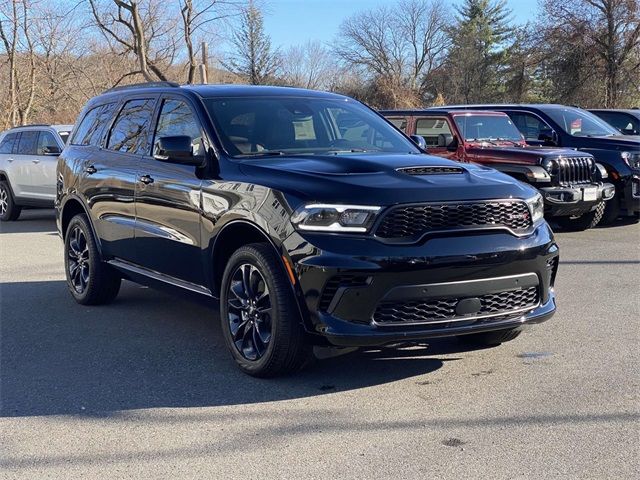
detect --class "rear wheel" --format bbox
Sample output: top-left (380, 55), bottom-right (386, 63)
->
top-left (0, 181), bottom-right (22, 221)
top-left (220, 243), bottom-right (310, 377)
top-left (457, 327), bottom-right (523, 346)
top-left (554, 201), bottom-right (605, 231)
top-left (64, 214), bottom-right (121, 305)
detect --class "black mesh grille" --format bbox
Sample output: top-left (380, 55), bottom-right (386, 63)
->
top-left (397, 166), bottom-right (463, 175)
top-left (557, 157), bottom-right (594, 186)
top-left (373, 286), bottom-right (539, 325)
top-left (375, 201), bottom-right (532, 239)
top-left (318, 275), bottom-right (369, 311)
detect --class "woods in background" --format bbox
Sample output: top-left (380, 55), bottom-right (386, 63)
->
top-left (1, 0), bottom-right (639, 129)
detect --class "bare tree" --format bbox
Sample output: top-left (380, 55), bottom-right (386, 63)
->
top-left (281, 40), bottom-right (336, 89)
top-left (225, 0), bottom-right (280, 85)
top-left (540, 0), bottom-right (640, 107)
top-left (0, 0), bottom-right (37, 126)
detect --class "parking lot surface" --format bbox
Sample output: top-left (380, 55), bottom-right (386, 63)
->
top-left (1, 210), bottom-right (639, 479)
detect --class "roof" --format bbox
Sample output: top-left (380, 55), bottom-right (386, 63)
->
top-left (588, 108), bottom-right (640, 116)
top-left (4, 124), bottom-right (73, 132)
top-left (379, 108), bottom-right (508, 116)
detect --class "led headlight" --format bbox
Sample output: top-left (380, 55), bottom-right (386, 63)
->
top-left (541, 157), bottom-right (558, 173)
top-left (525, 193), bottom-right (544, 224)
top-left (291, 204), bottom-right (381, 232)
top-left (621, 151), bottom-right (640, 169)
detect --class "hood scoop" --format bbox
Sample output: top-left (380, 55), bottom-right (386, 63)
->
top-left (397, 166), bottom-right (464, 175)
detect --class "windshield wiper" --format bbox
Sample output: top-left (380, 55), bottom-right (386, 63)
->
top-left (496, 137), bottom-right (521, 145)
top-left (237, 151), bottom-right (286, 157)
top-left (470, 138), bottom-right (500, 146)
top-left (326, 148), bottom-right (373, 154)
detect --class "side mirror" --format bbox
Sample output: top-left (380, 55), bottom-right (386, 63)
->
top-left (410, 135), bottom-right (427, 150)
top-left (153, 136), bottom-right (205, 166)
top-left (538, 129), bottom-right (557, 145)
top-left (42, 145), bottom-right (61, 156)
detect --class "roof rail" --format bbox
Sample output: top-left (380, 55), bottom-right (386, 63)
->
top-left (105, 81), bottom-right (180, 93)
top-left (8, 123), bottom-right (52, 129)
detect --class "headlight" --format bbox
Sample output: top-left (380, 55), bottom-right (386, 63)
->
top-left (291, 204), bottom-right (381, 232)
top-left (621, 151), bottom-right (640, 169)
top-left (541, 158), bottom-right (558, 173)
top-left (525, 193), bottom-right (544, 224)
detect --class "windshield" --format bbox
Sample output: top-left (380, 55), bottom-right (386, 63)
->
top-left (204, 97), bottom-right (419, 157)
top-left (454, 114), bottom-right (523, 142)
top-left (545, 107), bottom-right (619, 137)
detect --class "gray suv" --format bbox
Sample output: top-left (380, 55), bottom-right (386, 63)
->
top-left (0, 124), bottom-right (72, 221)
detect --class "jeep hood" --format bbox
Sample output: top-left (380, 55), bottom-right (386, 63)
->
top-left (237, 152), bottom-right (537, 206)
top-left (467, 144), bottom-right (587, 160)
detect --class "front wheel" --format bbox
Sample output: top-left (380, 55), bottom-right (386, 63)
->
top-left (220, 243), bottom-right (310, 377)
top-left (64, 214), bottom-right (121, 305)
top-left (554, 201), bottom-right (605, 231)
top-left (0, 181), bottom-right (22, 221)
top-left (457, 327), bottom-right (523, 347)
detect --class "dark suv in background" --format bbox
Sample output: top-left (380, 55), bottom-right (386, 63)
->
top-left (57, 83), bottom-right (558, 377)
top-left (589, 109), bottom-right (640, 136)
top-left (442, 104), bottom-right (640, 224)
top-left (381, 109), bottom-right (614, 230)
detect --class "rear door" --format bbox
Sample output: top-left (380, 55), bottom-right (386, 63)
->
top-left (133, 95), bottom-right (205, 286)
top-left (14, 130), bottom-right (41, 198)
top-left (29, 130), bottom-right (63, 199)
top-left (0, 133), bottom-right (24, 196)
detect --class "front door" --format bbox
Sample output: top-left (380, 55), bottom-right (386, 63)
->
top-left (133, 96), bottom-right (205, 286)
top-left (415, 117), bottom-right (460, 161)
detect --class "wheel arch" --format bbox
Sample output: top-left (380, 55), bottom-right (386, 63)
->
top-left (60, 195), bottom-right (103, 255)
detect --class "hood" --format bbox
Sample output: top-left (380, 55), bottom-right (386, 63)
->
top-left (237, 152), bottom-right (537, 206)
top-left (572, 134), bottom-right (640, 150)
top-left (466, 144), bottom-right (590, 160)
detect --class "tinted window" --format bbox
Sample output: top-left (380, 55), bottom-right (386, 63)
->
top-left (71, 103), bottom-right (117, 146)
top-left (107, 99), bottom-right (155, 154)
top-left (507, 112), bottom-right (551, 141)
top-left (454, 115), bottom-right (523, 142)
top-left (204, 97), bottom-right (418, 157)
top-left (16, 131), bottom-right (39, 155)
top-left (154, 99), bottom-right (204, 156)
top-left (59, 132), bottom-right (70, 144)
top-left (0, 132), bottom-right (18, 154)
top-left (416, 118), bottom-right (453, 146)
top-left (37, 131), bottom-right (60, 155)
top-left (594, 112), bottom-right (639, 135)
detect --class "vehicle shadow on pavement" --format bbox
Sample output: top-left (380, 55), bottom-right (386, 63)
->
top-left (0, 280), bottom-right (475, 418)
top-left (0, 210), bottom-right (57, 234)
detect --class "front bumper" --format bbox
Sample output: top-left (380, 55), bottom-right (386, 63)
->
top-left (539, 182), bottom-right (615, 217)
top-left (285, 223), bottom-right (558, 347)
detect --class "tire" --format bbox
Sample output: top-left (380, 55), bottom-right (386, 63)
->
top-left (457, 327), bottom-right (523, 346)
top-left (0, 181), bottom-right (22, 221)
top-left (554, 201), bottom-right (605, 231)
top-left (220, 243), bottom-right (310, 377)
top-left (64, 214), bottom-right (121, 305)
top-left (600, 195), bottom-right (621, 225)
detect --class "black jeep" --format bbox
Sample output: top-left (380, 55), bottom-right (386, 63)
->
top-left (56, 83), bottom-right (558, 377)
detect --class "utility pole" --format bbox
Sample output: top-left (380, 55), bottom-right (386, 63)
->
top-left (199, 42), bottom-right (209, 84)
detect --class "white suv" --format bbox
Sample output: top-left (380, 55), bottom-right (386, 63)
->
top-left (0, 124), bottom-right (72, 221)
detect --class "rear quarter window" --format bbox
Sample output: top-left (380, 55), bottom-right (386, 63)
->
top-left (71, 103), bottom-right (118, 146)
top-left (0, 133), bottom-right (18, 154)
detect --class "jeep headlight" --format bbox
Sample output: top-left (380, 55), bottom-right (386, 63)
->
top-left (621, 151), bottom-right (640, 169)
top-left (525, 193), bottom-right (544, 224)
top-left (541, 158), bottom-right (558, 174)
top-left (291, 204), bottom-right (381, 232)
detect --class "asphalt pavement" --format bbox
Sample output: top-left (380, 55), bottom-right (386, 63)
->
top-left (1, 210), bottom-right (638, 479)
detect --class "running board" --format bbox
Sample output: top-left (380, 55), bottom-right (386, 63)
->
top-left (107, 259), bottom-right (213, 297)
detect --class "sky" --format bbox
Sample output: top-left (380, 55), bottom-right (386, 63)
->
top-left (264, 0), bottom-right (539, 49)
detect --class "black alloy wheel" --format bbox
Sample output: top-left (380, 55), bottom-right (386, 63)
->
top-left (227, 263), bottom-right (273, 361)
top-left (67, 225), bottom-right (90, 294)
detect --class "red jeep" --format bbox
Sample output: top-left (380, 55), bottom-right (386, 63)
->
top-left (380, 109), bottom-right (615, 230)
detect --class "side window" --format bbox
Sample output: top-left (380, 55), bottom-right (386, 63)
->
top-left (72, 103), bottom-right (118, 146)
top-left (107, 98), bottom-right (155, 155)
top-left (507, 112), bottom-right (549, 141)
top-left (599, 112), bottom-right (637, 134)
top-left (387, 117), bottom-right (407, 132)
top-left (153, 99), bottom-right (204, 156)
top-left (415, 117), bottom-right (452, 147)
top-left (37, 131), bottom-right (60, 155)
top-left (16, 131), bottom-right (39, 155)
top-left (0, 133), bottom-right (18, 154)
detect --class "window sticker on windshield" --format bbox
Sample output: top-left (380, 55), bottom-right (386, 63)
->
top-left (570, 118), bottom-right (582, 135)
top-left (293, 118), bottom-right (316, 140)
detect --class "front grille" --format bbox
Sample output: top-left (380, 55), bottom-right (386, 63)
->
top-left (557, 157), bottom-right (594, 186)
top-left (373, 286), bottom-right (539, 325)
top-left (318, 275), bottom-right (369, 311)
top-left (375, 201), bottom-right (532, 240)
top-left (397, 166), bottom-right (463, 175)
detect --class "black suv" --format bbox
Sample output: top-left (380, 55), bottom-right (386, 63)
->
top-left (440, 104), bottom-right (640, 224)
top-left (57, 83), bottom-right (558, 377)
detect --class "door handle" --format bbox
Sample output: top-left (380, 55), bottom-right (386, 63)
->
top-left (85, 165), bottom-right (97, 174)
top-left (7, 158), bottom-right (13, 163)
top-left (139, 174), bottom-right (154, 185)
top-left (32, 159), bottom-right (40, 164)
